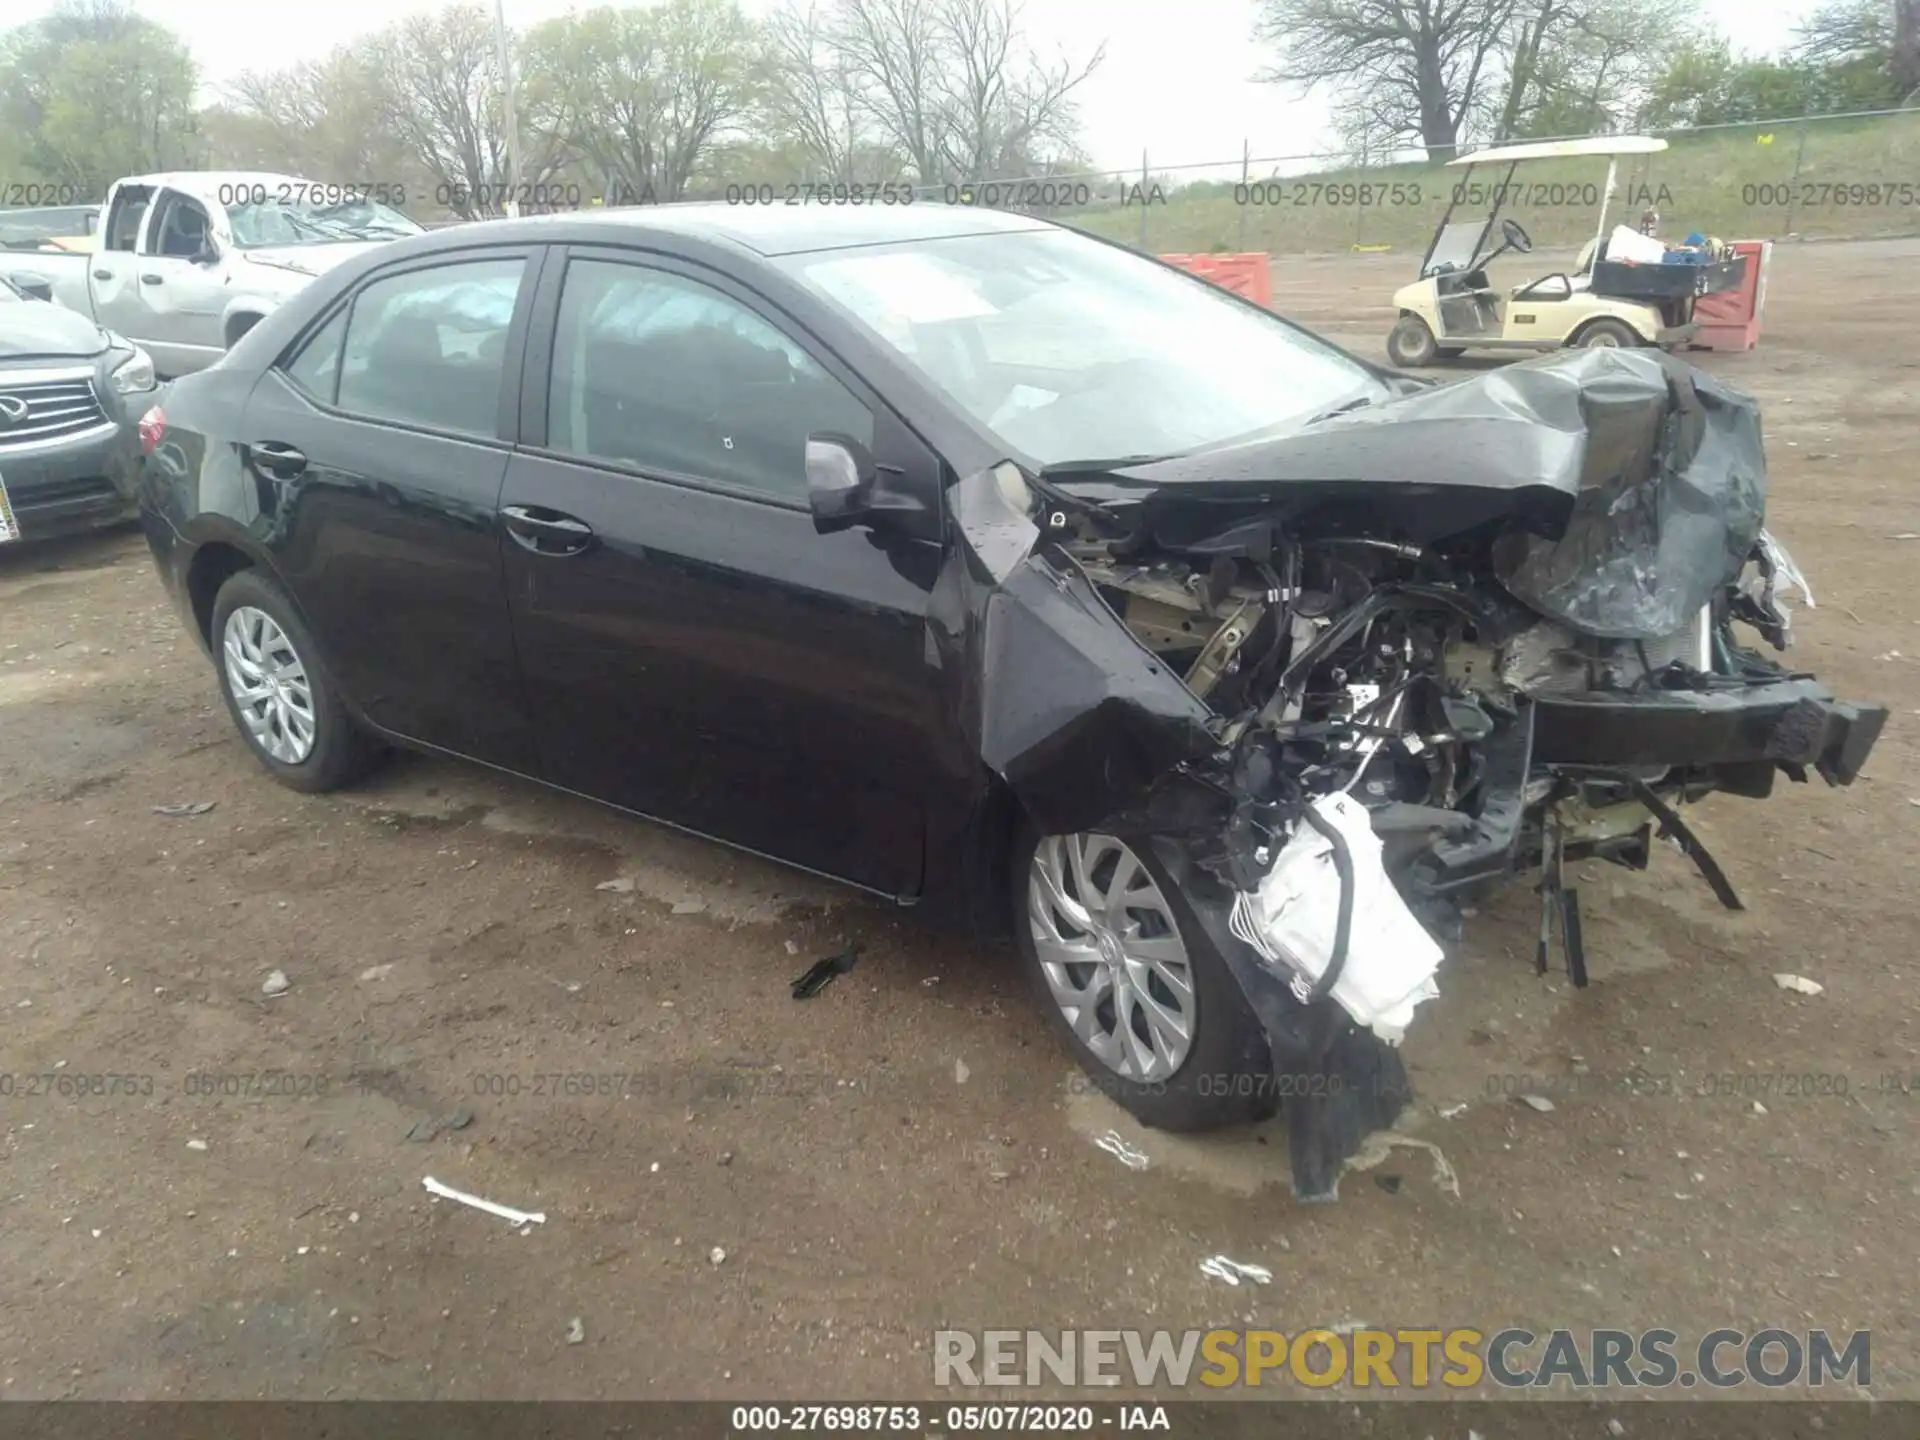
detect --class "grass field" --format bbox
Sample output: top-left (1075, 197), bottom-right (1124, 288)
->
top-left (1055, 110), bottom-right (1920, 256)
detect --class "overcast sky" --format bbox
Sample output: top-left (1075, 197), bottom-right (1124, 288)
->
top-left (17, 0), bottom-right (1827, 172)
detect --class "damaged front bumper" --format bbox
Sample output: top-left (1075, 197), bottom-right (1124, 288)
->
top-left (942, 351), bottom-right (1887, 1203)
top-left (1531, 677), bottom-right (1886, 784)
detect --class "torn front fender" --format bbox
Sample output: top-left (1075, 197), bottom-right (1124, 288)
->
top-left (944, 466), bottom-right (1408, 1202)
top-left (945, 464), bottom-right (1220, 836)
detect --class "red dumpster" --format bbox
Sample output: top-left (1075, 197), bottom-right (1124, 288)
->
top-left (1159, 252), bottom-right (1272, 307)
top-left (1690, 240), bottom-right (1771, 352)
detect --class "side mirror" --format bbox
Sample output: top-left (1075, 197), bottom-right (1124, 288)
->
top-left (193, 237), bottom-right (220, 266)
top-left (8, 271), bottom-right (53, 302)
top-left (805, 431), bottom-right (931, 537)
top-left (806, 433), bottom-right (875, 533)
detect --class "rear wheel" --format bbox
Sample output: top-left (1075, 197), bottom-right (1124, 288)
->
top-left (1013, 827), bottom-right (1273, 1131)
top-left (211, 570), bottom-right (380, 793)
top-left (1386, 314), bottom-right (1440, 367)
top-left (1575, 317), bottom-right (1641, 348)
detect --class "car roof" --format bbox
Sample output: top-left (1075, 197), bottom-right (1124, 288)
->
top-left (428, 200), bottom-right (1058, 257)
top-left (118, 171), bottom-right (306, 193)
top-left (1450, 135), bottom-right (1668, 167)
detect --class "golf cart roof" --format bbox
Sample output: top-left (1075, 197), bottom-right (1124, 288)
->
top-left (1449, 135), bottom-right (1668, 167)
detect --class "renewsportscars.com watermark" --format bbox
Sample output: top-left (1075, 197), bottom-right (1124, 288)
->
top-left (934, 1328), bottom-right (1871, 1391)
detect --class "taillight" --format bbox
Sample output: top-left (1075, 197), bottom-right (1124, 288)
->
top-left (138, 405), bottom-right (165, 455)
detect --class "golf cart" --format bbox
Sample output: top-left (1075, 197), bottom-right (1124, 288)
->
top-left (1386, 135), bottom-right (1748, 367)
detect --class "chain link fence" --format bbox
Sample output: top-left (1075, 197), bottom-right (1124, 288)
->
top-left (833, 107), bottom-right (1920, 257)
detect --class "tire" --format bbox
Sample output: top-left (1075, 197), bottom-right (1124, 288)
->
top-left (1013, 825), bottom-right (1274, 1132)
top-left (210, 569), bottom-right (380, 793)
top-left (1386, 314), bottom-right (1440, 367)
top-left (1574, 317), bottom-right (1640, 349)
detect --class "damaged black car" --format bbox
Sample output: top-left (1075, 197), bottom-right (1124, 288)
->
top-left (137, 207), bottom-right (1885, 1201)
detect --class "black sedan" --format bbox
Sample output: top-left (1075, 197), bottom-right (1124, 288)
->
top-left (138, 205), bottom-right (1882, 1200)
top-left (0, 267), bottom-right (155, 542)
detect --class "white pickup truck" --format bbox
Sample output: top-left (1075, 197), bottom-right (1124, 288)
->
top-left (31, 171), bottom-right (422, 377)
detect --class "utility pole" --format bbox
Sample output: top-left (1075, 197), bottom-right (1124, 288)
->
top-left (493, 0), bottom-right (522, 218)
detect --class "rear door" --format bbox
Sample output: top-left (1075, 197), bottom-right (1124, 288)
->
top-left (86, 184), bottom-right (153, 339)
top-left (238, 246), bottom-right (544, 770)
top-left (499, 246), bottom-right (946, 896)
top-left (129, 188), bottom-right (227, 374)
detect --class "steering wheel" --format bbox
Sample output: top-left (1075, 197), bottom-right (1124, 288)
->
top-left (1501, 218), bottom-right (1534, 254)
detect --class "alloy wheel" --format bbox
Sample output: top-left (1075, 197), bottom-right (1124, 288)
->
top-left (1028, 833), bottom-right (1197, 1082)
top-left (222, 605), bottom-right (317, 764)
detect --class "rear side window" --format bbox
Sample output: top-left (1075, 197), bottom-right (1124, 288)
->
top-left (334, 258), bottom-right (525, 438)
top-left (546, 258), bottom-right (871, 498)
top-left (283, 307), bottom-right (348, 404)
top-left (104, 188), bottom-right (153, 252)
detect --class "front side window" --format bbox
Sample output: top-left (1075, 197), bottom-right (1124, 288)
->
top-left (154, 194), bottom-right (212, 258)
top-left (547, 258), bottom-right (872, 498)
top-left (105, 189), bottom-right (152, 252)
top-left (334, 258), bottom-right (524, 437)
top-left (777, 227), bottom-right (1386, 468)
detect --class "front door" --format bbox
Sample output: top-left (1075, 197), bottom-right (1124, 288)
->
top-left (131, 189), bottom-right (228, 374)
top-left (499, 249), bottom-right (944, 896)
top-left (237, 247), bottom-right (542, 770)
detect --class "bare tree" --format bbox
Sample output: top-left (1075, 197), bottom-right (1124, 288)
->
top-left (822, 0), bottom-right (1100, 183)
top-left (1490, 0), bottom-right (1689, 138)
top-left (222, 45), bottom-right (416, 182)
top-left (935, 0), bottom-right (1104, 177)
top-left (830, 0), bottom-right (949, 180)
top-left (1793, 0), bottom-right (1919, 100)
top-left (1253, 0), bottom-right (1517, 159)
top-left (341, 4), bottom-right (568, 216)
top-left (761, 4), bottom-right (867, 181)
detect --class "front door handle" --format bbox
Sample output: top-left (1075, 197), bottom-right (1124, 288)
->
top-left (501, 504), bottom-right (594, 555)
top-left (140, 273), bottom-right (164, 285)
top-left (93, 268), bottom-right (113, 281)
top-left (245, 441), bottom-right (307, 479)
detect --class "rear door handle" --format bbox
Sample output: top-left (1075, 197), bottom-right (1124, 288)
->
top-left (93, 268), bottom-right (114, 281)
top-left (245, 441), bottom-right (307, 479)
top-left (140, 273), bottom-right (164, 285)
top-left (501, 504), bottom-right (594, 555)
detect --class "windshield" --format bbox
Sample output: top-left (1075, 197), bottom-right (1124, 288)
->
top-left (776, 227), bottom-right (1385, 466)
top-left (227, 197), bottom-right (422, 248)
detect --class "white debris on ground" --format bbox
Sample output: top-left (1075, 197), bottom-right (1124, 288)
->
top-left (1092, 1130), bottom-right (1150, 1172)
top-left (1229, 792), bottom-right (1443, 1044)
top-left (1772, 973), bottom-right (1825, 996)
top-left (422, 1176), bottom-right (547, 1227)
top-left (1345, 1131), bottom-right (1462, 1198)
top-left (1199, 1255), bottom-right (1273, 1287)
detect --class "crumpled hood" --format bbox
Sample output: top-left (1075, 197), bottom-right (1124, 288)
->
top-left (237, 241), bottom-right (393, 280)
top-left (1070, 348), bottom-right (1769, 641)
top-left (0, 300), bottom-right (108, 362)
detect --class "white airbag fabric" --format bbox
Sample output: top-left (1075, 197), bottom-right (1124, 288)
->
top-left (1231, 792), bottom-right (1443, 1045)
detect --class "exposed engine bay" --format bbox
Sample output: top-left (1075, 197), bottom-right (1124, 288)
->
top-left (945, 347), bottom-right (1888, 1201)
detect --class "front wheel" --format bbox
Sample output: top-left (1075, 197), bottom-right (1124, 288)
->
top-left (1013, 827), bottom-right (1274, 1132)
top-left (1386, 314), bottom-right (1441, 367)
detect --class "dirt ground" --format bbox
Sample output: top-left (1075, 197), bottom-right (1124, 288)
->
top-left (0, 238), bottom-right (1915, 1403)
